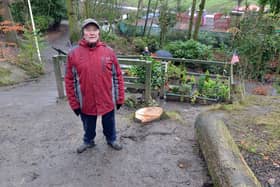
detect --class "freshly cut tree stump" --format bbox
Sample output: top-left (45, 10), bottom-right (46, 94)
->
top-left (195, 112), bottom-right (261, 187)
top-left (135, 107), bottom-right (163, 123)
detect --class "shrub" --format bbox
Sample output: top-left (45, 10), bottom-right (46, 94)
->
top-left (101, 32), bottom-right (117, 43)
top-left (145, 37), bottom-right (160, 53)
top-left (34, 16), bottom-right (54, 31)
top-left (10, 0), bottom-right (66, 29)
top-left (165, 39), bottom-right (212, 60)
top-left (17, 29), bottom-right (45, 78)
top-left (166, 29), bottom-right (187, 41)
top-left (233, 12), bottom-right (280, 81)
top-left (132, 37), bottom-right (147, 53)
top-left (198, 31), bottom-right (220, 47)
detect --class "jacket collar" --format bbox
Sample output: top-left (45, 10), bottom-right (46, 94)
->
top-left (79, 39), bottom-right (105, 49)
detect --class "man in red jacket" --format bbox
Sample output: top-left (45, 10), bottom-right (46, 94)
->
top-left (65, 18), bottom-right (125, 153)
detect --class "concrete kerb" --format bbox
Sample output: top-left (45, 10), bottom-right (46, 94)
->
top-left (194, 111), bottom-right (262, 187)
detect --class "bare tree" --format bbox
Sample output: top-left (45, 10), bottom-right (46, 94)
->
top-left (159, 0), bottom-right (170, 47)
top-left (135, 0), bottom-right (143, 28)
top-left (176, 0), bottom-right (182, 12)
top-left (193, 0), bottom-right (206, 40)
top-left (237, 0), bottom-right (243, 7)
top-left (148, 0), bottom-right (159, 37)
top-left (82, 0), bottom-right (91, 19)
top-left (143, 0), bottom-right (152, 36)
top-left (187, 0), bottom-right (196, 39)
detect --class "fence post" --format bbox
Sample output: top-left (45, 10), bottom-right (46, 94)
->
top-left (53, 56), bottom-right (65, 99)
top-left (144, 60), bottom-right (152, 104)
top-left (159, 61), bottom-right (168, 99)
top-left (228, 76), bottom-right (231, 101)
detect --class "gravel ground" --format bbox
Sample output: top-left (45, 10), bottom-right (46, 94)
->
top-left (0, 23), bottom-right (212, 187)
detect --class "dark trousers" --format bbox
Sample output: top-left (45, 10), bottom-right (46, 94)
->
top-left (80, 110), bottom-right (116, 144)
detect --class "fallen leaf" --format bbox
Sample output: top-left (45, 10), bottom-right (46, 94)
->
top-left (267, 178), bottom-right (275, 185)
top-left (178, 163), bottom-right (185, 168)
top-left (263, 156), bottom-right (269, 160)
top-left (272, 162), bottom-right (280, 168)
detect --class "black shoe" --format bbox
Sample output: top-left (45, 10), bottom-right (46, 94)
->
top-left (107, 141), bottom-right (122, 150)
top-left (77, 142), bottom-right (95, 153)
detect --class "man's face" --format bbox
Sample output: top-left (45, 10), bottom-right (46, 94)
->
top-left (83, 24), bottom-right (100, 44)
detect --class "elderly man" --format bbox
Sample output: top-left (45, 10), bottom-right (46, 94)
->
top-left (65, 18), bottom-right (125, 153)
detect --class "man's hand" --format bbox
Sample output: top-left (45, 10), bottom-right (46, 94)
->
top-left (73, 108), bottom-right (81, 116)
top-left (116, 104), bottom-right (122, 110)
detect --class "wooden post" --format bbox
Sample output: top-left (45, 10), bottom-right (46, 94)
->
top-left (228, 76), bottom-right (231, 101)
top-left (159, 61), bottom-right (168, 99)
top-left (229, 63), bottom-right (234, 101)
top-left (53, 56), bottom-right (65, 99)
top-left (144, 60), bottom-right (152, 104)
top-left (230, 63), bottom-right (234, 85)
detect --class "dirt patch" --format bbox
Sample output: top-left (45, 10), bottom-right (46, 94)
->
top-left (0, 24), bottom-right (213, 187)
top-left (0, 81), bottom-right (213, 186)
top-left (216, 96), bottom-right (280, 186)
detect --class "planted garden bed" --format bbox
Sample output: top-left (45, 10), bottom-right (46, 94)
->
top-left (165, 62), bottom-right (231, 104)
top-left (120, 55), bottom-right (232, 104)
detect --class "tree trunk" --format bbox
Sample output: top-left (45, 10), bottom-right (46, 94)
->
top-left (237, 0), bottom-right (243, 7)
top-left (258, 0), bottom-right (268, 14)
top-left (143, 0), bottom-right (152, 36)
top-left (0, 0), bottom-right (18, 45)
top-left (135, 0), bottom-right (143, 27)
top-left (192, 0), bottom-right (205, 40)
top-left (66, 0), bottom-right (80, 44)
top-left (159, 0), bottom-right (169, 48)
top-left (187, 0), bottom-right (196, 40)
top-left (195, 112), bottom-right (262, 187)
top-left (148, 0), bottom-right (158, 37)
top-left (82, 0), bottom-right (91, 19)
top-left (176, 0), bottom-right (182, 12)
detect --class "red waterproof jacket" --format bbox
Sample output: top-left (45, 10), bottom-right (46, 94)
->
top-left (65, 39), bottom-right (125, 115)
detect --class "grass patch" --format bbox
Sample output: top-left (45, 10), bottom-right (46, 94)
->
top-left (0, 66), bottom-right (14, 86)
top-left (208, 102), bottom-right (245, 111)
top-left (162, 110), bottom-right (184, 124)
top-left (254, 111), bottom-right (280, 140)
top-left (242, 95), bottom-right (280, 107)
top-left (225, 95), bottom-right (280, 159)
top-left (16, 61), bottom-right (44, 78)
